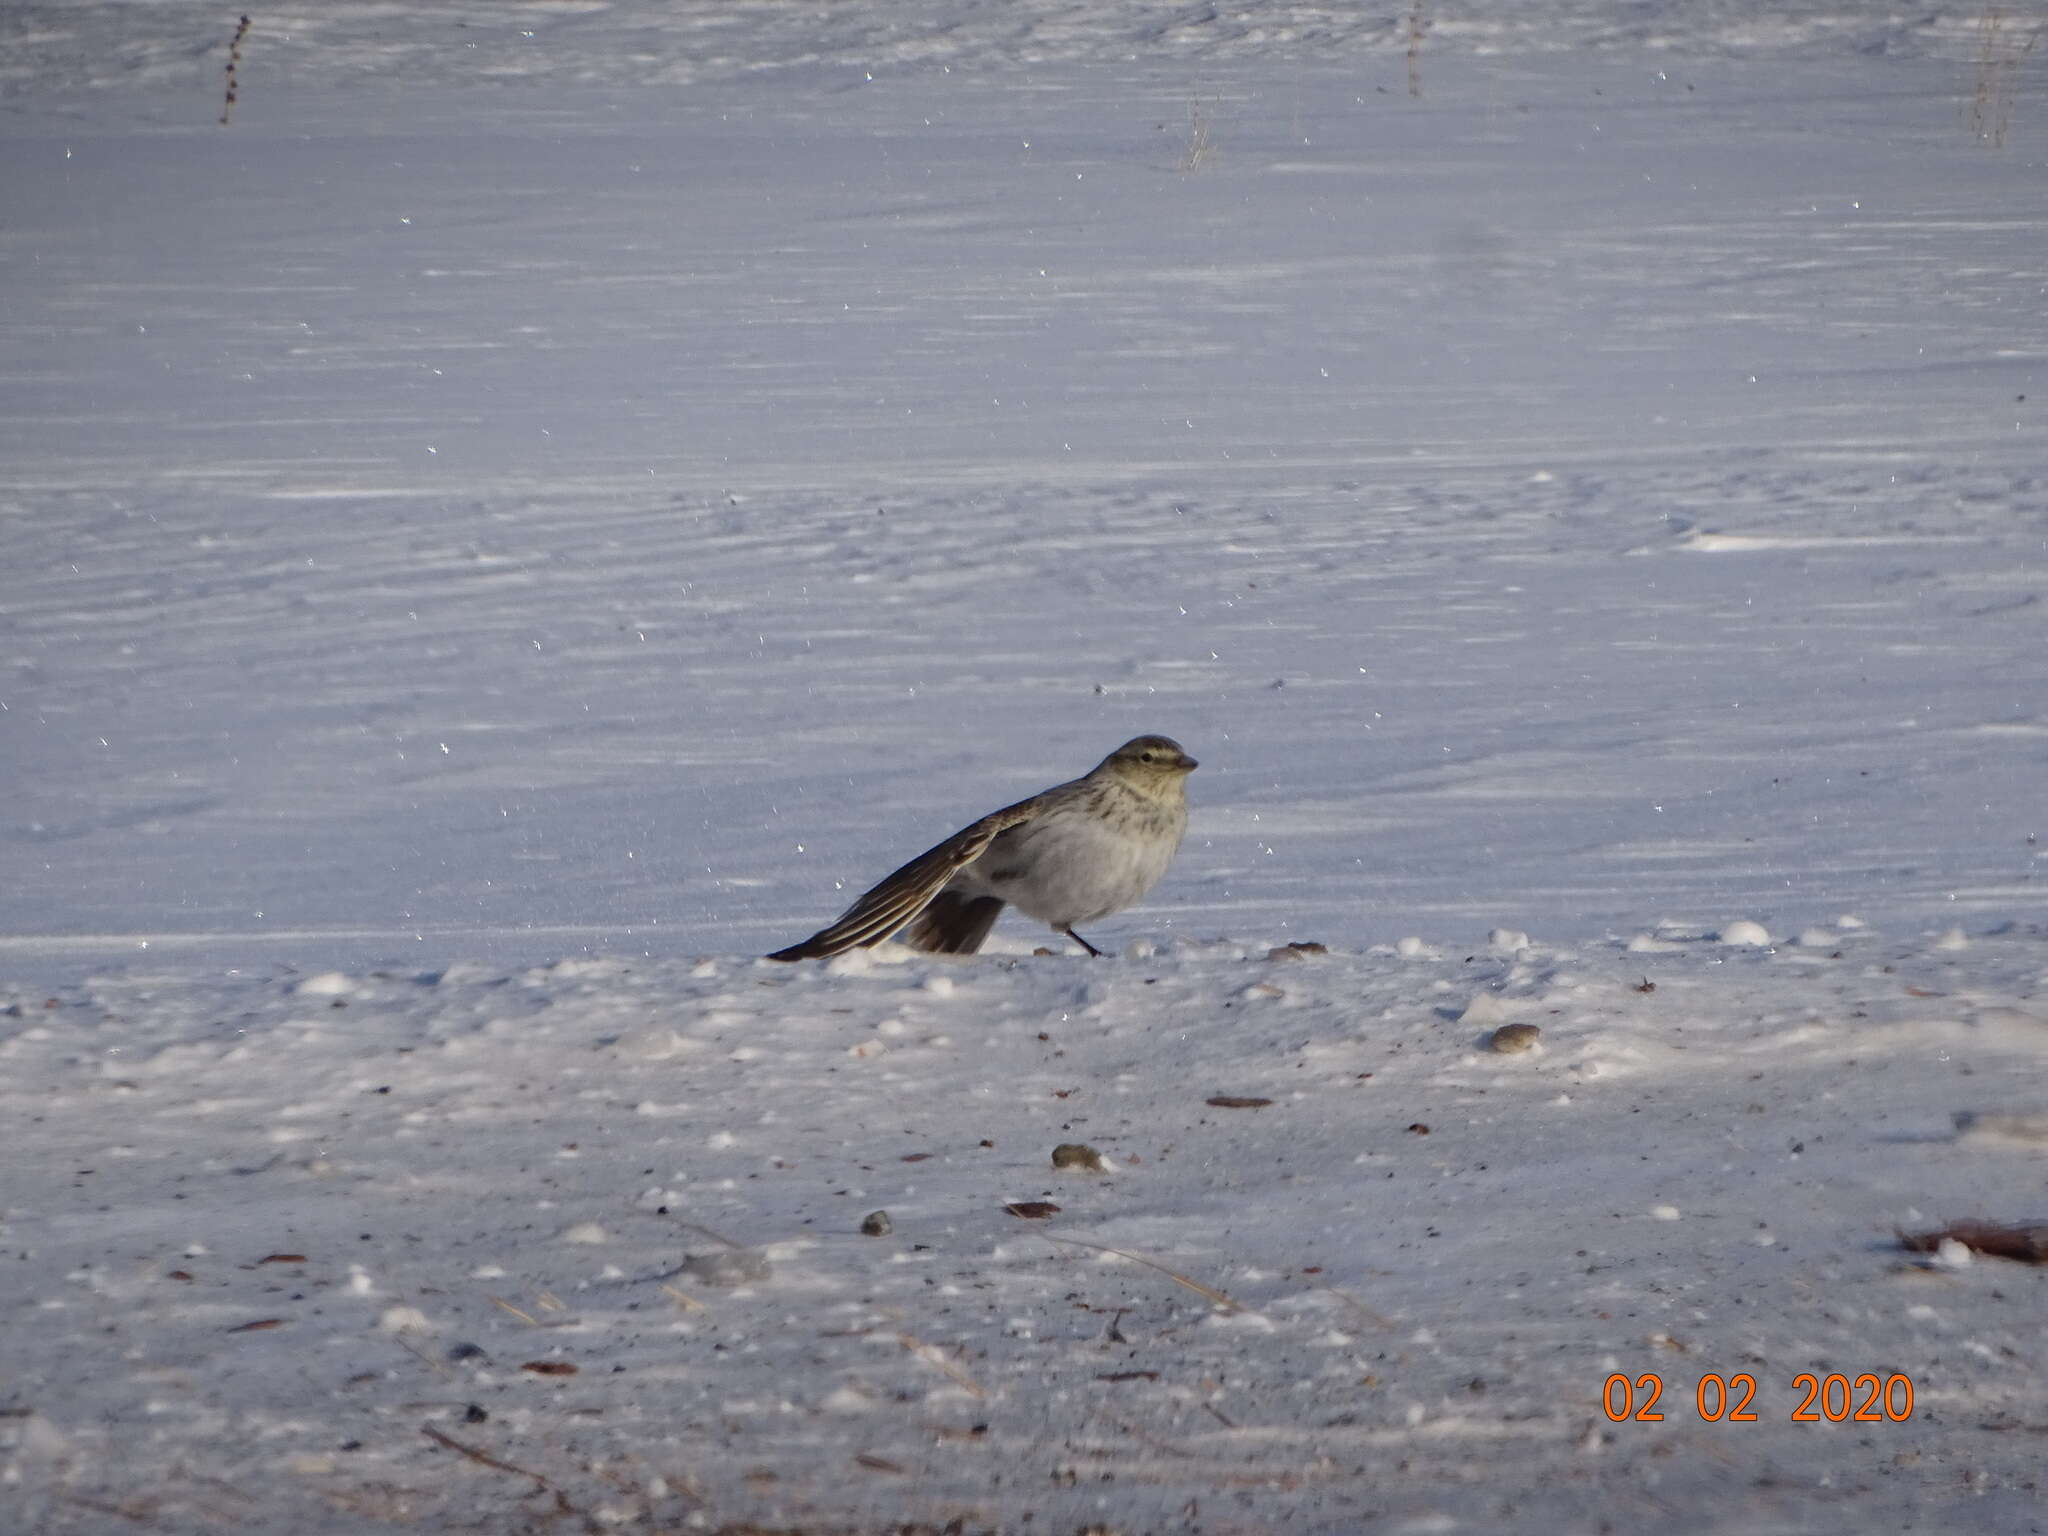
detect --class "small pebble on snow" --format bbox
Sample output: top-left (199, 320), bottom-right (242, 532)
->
top-left (1267, 941), bottom-right (1328, 961)
top-left (1931, 1237), bottom-right (1974, 1270)
top-left (1488, 1023), bottom-right (1542, 1054)
top-left (860, 1210), bottom-right (892, 1236)
top-left (1052, 1142), bottom-right (1107, 1171)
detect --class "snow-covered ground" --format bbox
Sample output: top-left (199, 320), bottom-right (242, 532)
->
top-left (3, 2), bottom-right (2046, 1531)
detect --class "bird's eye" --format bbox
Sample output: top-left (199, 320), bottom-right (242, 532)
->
top-left (1140, 751), bottom-right (1155, 762)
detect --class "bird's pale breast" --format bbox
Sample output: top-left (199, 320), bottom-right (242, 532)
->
top-left (962, 781), bottom-right (1185, 927)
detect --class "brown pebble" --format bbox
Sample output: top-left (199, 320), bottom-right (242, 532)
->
top-left (859, 1210), bottom-right (892, 1237)
top-left (1899, 1220), bottom-right (2048, 1263)
top-left (1051, 1143), bottom-right (1105, 1171)
top-left (1488, 1023), bottom-right (1543, 1054)
top-left (1266, 941), bottom-right (1328, 961)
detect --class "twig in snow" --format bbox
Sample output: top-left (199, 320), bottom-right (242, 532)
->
top-left (420, 1426), bottom-right (546, 1488)
top-left (1406, 3), bottom-right (1428, 98)
top-left (220, 15), bottom-right (251, 126)
top-left (1100, 1414), bottom-right (1198, 1459)
top-left (897, 1330), bottom-right (988, 1398)
top-left (674, 1218), bottom-right (748, 1249)
top-left (1321, 1284), bottom-right (1398, 1331)
top-left (1179, 100), bottom-right (1214, 172)
top-left (1971, 8), bottom-right (2040, 148)
top-left (1041, 1233), bottom-right (1243, 1312)
top-left (419, 1427), bottom-right (601, 1533)
top-left (485, 1294), bottom-right (541, 1326)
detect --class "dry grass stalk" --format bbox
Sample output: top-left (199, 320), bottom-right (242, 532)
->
top-left (1321, 1285), bottom-right (1398, 1331)
top-left (1041, 1233), bottom-right (1243, 1312)
top-left (1407, 3), bottom-right (1428, 98)
top-left (220, 15), bottom-right (251, 126)
top-left (419, 1426), bottom-right (599, 1530)
top-left (677, 1219), bottom-right (748, 1249)
top-left (1972, 7), bottom-right (2040, 147)
top-left (1100, 1414), bottom-right (1198, 1460)
top-left (1179, 100), bottom-right (1213, 172)
top-left (393, 1335), bottom-right (455, 1378)
top-left (486, 1294), bottom-right (542, 1325)
top-left (420, 1425), bottom-right (548, 1489)
top-left (897, 1330), bottom-right (989, 1397)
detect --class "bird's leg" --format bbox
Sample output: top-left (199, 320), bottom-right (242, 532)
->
top-left (1060, 925), bottom-right (1106, 958)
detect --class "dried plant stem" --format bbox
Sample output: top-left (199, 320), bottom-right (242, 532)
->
top-left (896, 1330), bottom-right (988, 1397)
top-left (420, 1427), bottom-right (599, 1532)
top-left (220, 15), bottom-right (251, 126)
top-left (1971, 7), bottom-right (2040, 148)
top-left (485, 1294), bottom-right (542, 1325)
top-left (1179, 100), bottom-right (1213, 172)
top-left (420, 1426), bottom-right (548, 1488)
top-left (1041, 1232), bottom-right (1243, 1312)
top-left (1321, 1284), bottom-right (1399, 1330)
top-left (1406, 3), bottom-right (1428, 99)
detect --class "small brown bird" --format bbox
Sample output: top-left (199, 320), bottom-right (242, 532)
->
top-left (768, 735), bottom-right (1197, 960)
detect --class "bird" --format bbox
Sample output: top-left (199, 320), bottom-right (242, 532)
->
top-left (767, 735), bottom-right (1197, 961)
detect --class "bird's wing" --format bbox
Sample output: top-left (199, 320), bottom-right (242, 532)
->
top-left (766, 795), bottom-right (1046, 961)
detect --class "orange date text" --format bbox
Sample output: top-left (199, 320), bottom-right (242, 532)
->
top-left (1601, 1372), bottom-right (1914, 1424)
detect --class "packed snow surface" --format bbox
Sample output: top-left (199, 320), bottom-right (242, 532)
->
top-left (2, 1), bottom-right (2046, 1531)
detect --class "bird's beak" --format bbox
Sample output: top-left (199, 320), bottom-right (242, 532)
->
top-left (1181, 754), bottom-right (1199, 771)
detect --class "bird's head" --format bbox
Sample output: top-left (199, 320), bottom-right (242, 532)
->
top-left (1105, 735), bottom-right (1198, 777)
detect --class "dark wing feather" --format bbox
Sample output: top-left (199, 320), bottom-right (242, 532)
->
top-left (766, 796), bottom-right (1045, 961)
top-left (899, 891), bottom-right (1006, 955)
